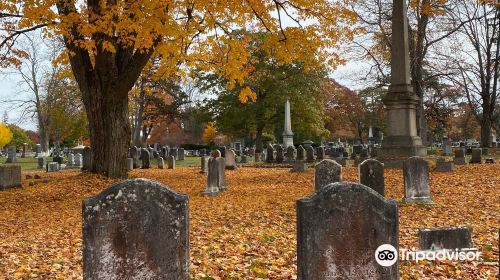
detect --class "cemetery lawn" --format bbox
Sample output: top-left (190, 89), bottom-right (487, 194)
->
top-left (0, 164), bottom-right (498, 279)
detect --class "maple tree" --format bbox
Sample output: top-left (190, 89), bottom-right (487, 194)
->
top-left (0, 0), bottom-right (356, 177)
top-left (0, 123), bottom-right (13, 148)
top-left (202, 122), bottom-right (217, 145)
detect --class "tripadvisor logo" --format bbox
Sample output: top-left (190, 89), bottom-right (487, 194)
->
top-left (375, 244), bottom-right (398, 267)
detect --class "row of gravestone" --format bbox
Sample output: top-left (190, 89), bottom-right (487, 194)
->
top-left (82, 168), bottom-right (472, 279)
top-left (127, 147), bottom-right (184, 170)
top-left (82, 178), bottom-right (402, 279)
top-left (261, 144), bottom-right (376, 165)
top-left (312, 157), bottom-right (433, 203)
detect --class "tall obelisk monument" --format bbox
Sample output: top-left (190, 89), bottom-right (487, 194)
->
top-left (283, 100), bottom-right (294, 147)
top-left (379, 0), bottom-right (426, 166)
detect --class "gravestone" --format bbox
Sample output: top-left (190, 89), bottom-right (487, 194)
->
top-left (316, 147), bottom-right (325, 160)
top-left (352, 144), bottom-right (362, 158)
top-left (200, 156), bottom-right (209, 173)
top-left (285, 146), bottom-right (296, 162)
top-left (82, 179), bottom-right (189, 279)
top-left (297, 182), bottom-right (399, 279)
top-left (217, 146), bottom-right (226, 158)
top-left (37, 156), bottom-right (46, 169)
top-left (140, 149), bottom-right (151, 169)
top-left (403, 157), bottom-right (433, 204)
top-left (67, 154), bottom-right (75, 166)
top-left (178, 148), bottom-right (185, 160)
top-left (82, 147), bottom-right (92, 171)
top-left (217, 157), bottom-right (227, 191)
top-left (203, 157), bottom-right (220, 196)
top-left (161, 147), bottom-right (169, 159)
top-left (435, 160), bottom-right (454, 172)
top-left (0, 165), bottom-right (22, 190)
top-left (292, 161), bottom-right (308, 173)
top-left (127, 158), bottom-right (134, 171)
top-left (129, 147), bottom-right (139, 169)
top-left (305, 146), bottom-right (315, 163)
top-left (296, 145), bottom-right (305, 161)
top-left (74, 154), bottom-right (83, 168)
top-left (470, 148), bottom-right (482, 164)
top-left (419, 227), bottom-right (474, 251)
top-left (442, 137), bottom-right (453, 156)
top-left (166, 156), bottom-right (175, 169)
top-left (157, 158), bottom-right (165, 169)
top-left (266, 144), bottom-right (275, 163)
top-left (314, 159), bottom-right (342, 191)
top-left (360, 148), bottom-right (369, 160)
top-left (225, 150), bottom-right (237, 170)
top-left (359, 159), bottom-right (385, 196)
top-left (170, 148), bottom-right (178, 160)
top-left (47, 162), bottom-right (59, 172)
top-left (453, 149), bottom-right (466, 165)
top-left (6, 146), bottom-right (16, 163)
top-left (275, 145), bottom-right (284, 164)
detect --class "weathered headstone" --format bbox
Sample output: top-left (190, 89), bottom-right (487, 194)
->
top-left (266, 144), bottom-right (275, 163)
top-left (296, 145), bottom-right (305, 161)
top-left (67, 153), bottom-right (75, 166)
top-left (485, 158), bottom-right (495, 164)
top-left (285, 146), bottom-right (296, 162)
top-left (403, 157), bottom-right (433, 204)
top-left (435, 159), bottom-right (454, 172)
top-left (316, 146), bottom-right (325, 160)
top-left (82, 147), bottom-right (92, 171)
top-left (297, 182), bottom-right (399, 279)
top-left (178, 148), bottom-right (185, 160)
top-left (166, 156), bottom-right (175, 169)
top-left (157, 158), bottom-right (165, 169)
top-left (359, 159), bottom-right (385, 196)
top-left (470, 148), bottom-right (482, 164)
top-left (225, 149), bottom-right (237, 170)
top-left (47, 162), bottom-right (59, 172)
top-left (200, 156), bottom-right (209, 173)
top-left (275, 145), bottom-right (284, 164)
top-left (314, 159), bottom-right (342, 191)
top-left (203, 157), bottom-right (220, 196)
top-left (140, 149), bottom-right (151, 169)
top-left (305, 146), bottom-right (315, 163)
top-left (419, 227), bottom-right (474, 251)
top-left (170, 148), bottom-right (178, 160)
top-left (75, 154), bottom-right (83, 168)
top-left (82, 179), bottom-right (189, 279)
top-left (453, 149), bottom-right (466, 165)
top-left (0, 165), bottom-right (22, 190)
top-left (6, 146), bottom-right (16, 163)
top-left (37, 156), bottom-right (46, 169)
top-left (129, 147), bottom-right (139, 169)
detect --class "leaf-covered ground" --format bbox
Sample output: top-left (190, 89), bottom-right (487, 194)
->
top-left (0, 164), bottom-right (498, 279)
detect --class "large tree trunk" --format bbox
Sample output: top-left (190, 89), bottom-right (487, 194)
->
top-left (83, 82), bottom-right (130, 178)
